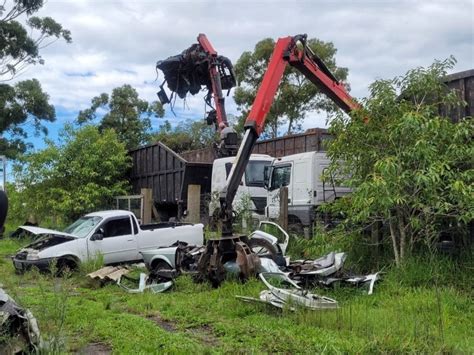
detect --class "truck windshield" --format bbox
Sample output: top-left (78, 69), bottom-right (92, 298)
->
top-left (245, 161), bottom-right (272, 187)
top-left (270, 165), bottom-right (291, 190)
top-left (63, 216), bottom-right (102, 238)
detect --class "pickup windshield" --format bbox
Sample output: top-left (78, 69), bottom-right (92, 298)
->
top-left (63, 216), bottom-right (102, 238)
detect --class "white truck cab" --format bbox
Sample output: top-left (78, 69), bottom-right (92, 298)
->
top-left (265, 151), bottom-right (351, 232)
top-left (209, 154), bottom-right (274, 219)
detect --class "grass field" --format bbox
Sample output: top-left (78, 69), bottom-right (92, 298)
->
top-left (1, 234), bottom-right (473, 353)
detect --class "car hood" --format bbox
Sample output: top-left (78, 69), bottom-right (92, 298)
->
top-left (16, 227), bottom-right (77, 252)
top-left (16, 226), bottom-right (78, 239)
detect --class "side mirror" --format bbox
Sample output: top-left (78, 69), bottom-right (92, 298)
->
top-left (91, 228), bottom-right (104, 241)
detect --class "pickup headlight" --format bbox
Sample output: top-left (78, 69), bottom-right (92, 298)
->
top-left (26, 252), bottom-right (39, 261)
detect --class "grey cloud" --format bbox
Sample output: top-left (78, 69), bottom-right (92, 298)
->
top-left (11, 0), bottom-right (473, 130)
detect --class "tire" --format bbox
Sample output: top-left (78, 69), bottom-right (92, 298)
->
top-left (56, 257), bottom-right (78, 276)
top-left (288, 223), bottom-right (304, 236)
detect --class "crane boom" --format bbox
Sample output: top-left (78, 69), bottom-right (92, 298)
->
top-left (220, 34), bottom-right (360, 236)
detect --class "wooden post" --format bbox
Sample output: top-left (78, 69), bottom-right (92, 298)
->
top-left (187, 184), bottom-right (201, 223)
top-left (279, 187), bottom-right (288, 231)
top-left (141, 188), bottom-right (153, 224)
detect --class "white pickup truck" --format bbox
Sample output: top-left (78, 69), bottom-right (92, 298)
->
top-left (12, 210), bottom-right (204, 272)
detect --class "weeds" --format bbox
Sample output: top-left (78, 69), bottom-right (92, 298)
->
top-left (0, 232), bottom-right (473, 352)
top-left (79, 253), bottom-right (105, 275)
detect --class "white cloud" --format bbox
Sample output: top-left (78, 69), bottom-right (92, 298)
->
top-left (9, 0), bottom-right (473, 137)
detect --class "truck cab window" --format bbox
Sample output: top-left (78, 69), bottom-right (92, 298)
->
top-left (270, 165), bottom-right (291, 190)
top-left (245, 161), bottom-right (272, 187)
top-left (102, 217), bottom-right (132, 238)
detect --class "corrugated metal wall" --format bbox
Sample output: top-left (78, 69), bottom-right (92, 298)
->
top-left (179, 128), bottom-right (330, 164)
top-left (130, 142), bottom-right (186, 204)
top-left (253, 128), bottom-right (331, 157)
top-left (441, 69), bottom-right (474, 122)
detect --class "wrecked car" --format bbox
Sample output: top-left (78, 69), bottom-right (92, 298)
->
top-left (12, 210), bottom-right (204, 273)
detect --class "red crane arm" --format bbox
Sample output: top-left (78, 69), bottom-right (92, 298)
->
top-left (220, 34), bottom-right (359, 236)
top-left (197, 33), bottom-right (229, 128)
top-left (245, 35), bottom-right (359, 136)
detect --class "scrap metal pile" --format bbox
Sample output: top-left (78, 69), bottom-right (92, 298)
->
top-left (85, 222), bottom-right (381, 311)
top-left (0, 287), bottom-right (42, 353)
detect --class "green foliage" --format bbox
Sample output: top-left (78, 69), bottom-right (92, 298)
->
top-left (326, 57), bottom-right (473, 264)
top-left (234, 37), bottom-right (348, 137)
top-left (0, 79), bottom-right (55, 157)
top-left (0, 0), bottom-right (71, 157)
top-left (150, 118), bottom-right (218, 153)
top-left (0, 0), bottom-right (71, 79)
top-left (0, 234), bottom-right (473, 353)
top-left (13, 124), bottom-right (131, 222)
top-left (77, 84), bottom-right (164, 150)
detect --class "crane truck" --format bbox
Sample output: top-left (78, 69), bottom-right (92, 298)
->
top-left (156, 34), bottom-right (360, 285)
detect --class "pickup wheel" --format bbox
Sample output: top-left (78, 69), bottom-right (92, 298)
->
top-left (56, 256), bottom-right (78, 276)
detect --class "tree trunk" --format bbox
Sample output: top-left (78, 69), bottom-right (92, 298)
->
top-left (389, 214), bottom-right (400, 266)
top-left (397, 208), bottom-right (407, 262)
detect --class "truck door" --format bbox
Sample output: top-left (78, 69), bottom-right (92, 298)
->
top-left (87, 216), bottom-right (138, 264)
top-left (266, 164), bottom-right (292, 220)
top-left (293, 161), bottom-right (310, 206)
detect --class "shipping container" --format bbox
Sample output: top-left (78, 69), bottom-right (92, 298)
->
top-left (129, 142), bottom-right (212, 220)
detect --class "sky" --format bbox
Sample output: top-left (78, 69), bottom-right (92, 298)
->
top-left (5, 0), bottom-right (474, 152)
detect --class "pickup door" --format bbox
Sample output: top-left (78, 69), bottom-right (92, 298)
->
top-left (87, 216), bottom-right (138, 264)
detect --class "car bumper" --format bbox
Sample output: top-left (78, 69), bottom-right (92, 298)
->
top-left (12, 257), bottom-right (55, 272)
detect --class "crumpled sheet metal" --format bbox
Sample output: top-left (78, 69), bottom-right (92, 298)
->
top-left (0, 287), bottom-right (42, 353)
top-left (87, 265), bottom-right (131, 282)
top-left (236, 272), bottom-right (338, 311)
top-left (260, 272), bottom-right (338, 310)
top-left (236, 291), bottom-right (296, 312)
top-left (290, 252), bottom-right (346, 277)
top-left (335, 272), bottom-right (380, 295)
top-left (117, 273), bottom-right (173, 294)
top-left (289, 251), bottom-right (381, 295)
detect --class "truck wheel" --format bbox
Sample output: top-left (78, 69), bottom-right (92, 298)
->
top-left (288, 223), bottom-right (304, 236)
